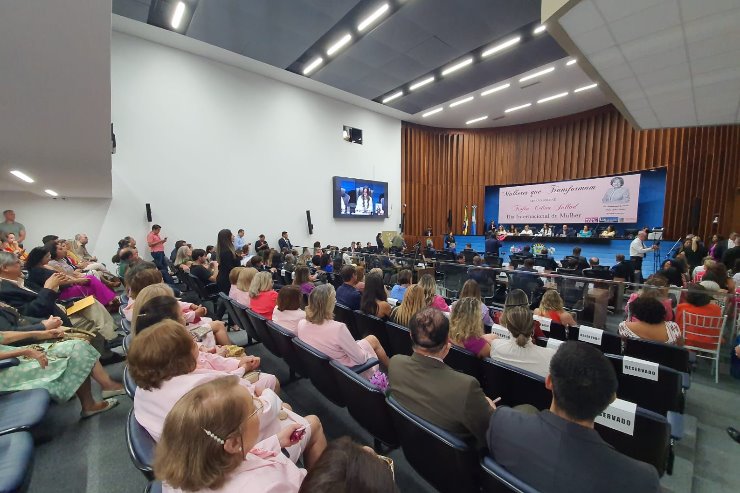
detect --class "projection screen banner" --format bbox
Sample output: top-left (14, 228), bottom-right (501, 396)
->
top-left (498, 173), bottom-right (641, 224)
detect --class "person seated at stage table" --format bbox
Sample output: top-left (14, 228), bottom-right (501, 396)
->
top-left (520, 225), bottom-right (533, 236)
top-left (538, 223), bottom-right (554, 236)
top-left (578, 225), bottom-right (593, 238)
top-left (600, 225), bottom-right (617, 238)
top-left (508, 225), bottom-right (519, 236)
top-left (534, 289), bottom-right (577, 327)
top-left (496, 225), bottom-right (508, 238)
top-left (619, 296), bottom-right (682, 345)
top-left (486, 341), bottom-right (661, 493)
top-left (559, 224), bottom-right (577, 237)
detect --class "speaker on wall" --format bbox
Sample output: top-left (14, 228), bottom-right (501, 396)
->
top-left (447, 209), bottom-right (452, 231)
top-left (306, 210), bottom-right (313, 235)
top-left (145, 203), bottom-right (152, 222)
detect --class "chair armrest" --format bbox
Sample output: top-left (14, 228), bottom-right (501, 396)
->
top-left (205, 283), bottom-right (220, 296)
top-left (667, 411), bottom-right (684, 441)
top-left (0, 358), bottom-right (20, 370)
top-left (349, 358), bottom-right (379, 374)
top-left (680, 372), bottom-right (691, 390)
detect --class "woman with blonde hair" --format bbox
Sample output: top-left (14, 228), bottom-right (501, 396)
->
top-left (227, 266), bottom-right (245, 297)
top-left (231, 267), bottom-right (257, 307)
top-left (450, 279), bottom-right (493, 325)
top-left (534, 289), bottom-right (577, 326)
top-left (173, 245), bottom-right (192, 272)
top-left (249, 271), bottom-right (278, 320)
top-left (296, 284), bottom-right (389, 379)
top-left (389, 284), bottom-right (426, 327)
top-left (449, 297), bottom-right (496, 358)
top-left (418, 274), bottom-right (449, 312)
top-left (154, 377), bottom-right (307, 493)
top-left (490, 290), bottom-right (555, 377)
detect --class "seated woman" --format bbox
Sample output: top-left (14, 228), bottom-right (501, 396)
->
top-left (508, 225), bottom-right (519, 236)
top-left (449, 297), bottom-right (496, 358)
top-left (450, 279), bottom-right (493, 326)
top-left (26, 245), bottom-right (118, 309)
top-left (273, 286), bottom-right (305, 332)
top-left (296, 284), bottom-right (389, 378)
top-left (676, 284), bottom-right (723, 349)
top-left (231, 267), bottom-right (256, 307)
top-left (600, 225), bottom-right (616, 238)
top-left (389, 269), bottom-right (411, 302)
top-left (578, 225), bottom-right (593, 238)
top-left (155, 376), bottom-right (307, 493)
top-left (360, 273), bottom-right (392, 319)
top-left (496, 225), bottom-right (508, 239)
top-left (129, 320), bottom-right (327, 467)
top-left (173, 245), bottom-right (192, 272)
top-left (489, 292), bottom-right (556, 377)
top-left (619, 296), bottom-right (682, 345)
top-left (0, 327), bottom-right (120, 417)
top-left (419, 274), bottom-right (449, 312)
top-left (534, 289), bottom-right (577, 326)
top-left (227, 266), bottom-right (245, 299)
top-left (1, 232), bottom-right (27, 262)
top-left (500, 289), bottom-right (546, 339)
top-left (293, 265), bottom-right (316, 297)
top-left (692, 257), bottom-right (714, 282)
top-left (249, 271), bottom-right (279, 320)
top-left (389, 285), bottom-right (425, 328)
top-left (703, 262), bottom-right (736, 293)
top-left (625, 276), bottom-right (674, 322)
top-left (354, 265), bottom-right (366, 292)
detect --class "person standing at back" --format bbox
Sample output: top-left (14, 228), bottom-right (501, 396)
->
top-left (487, 341), bottom-right (660, 493)
top-left (630, 230), bottom-right (658, 282)
top-left (146, 224), bottom-right (172, 283)
top-left (215, 229), bottom-right (241, 295)
top-left (0, 210), bottom-right (25, 245)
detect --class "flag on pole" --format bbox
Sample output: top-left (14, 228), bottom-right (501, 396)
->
top-left (471, 205), bottom-right (477, 235)
top-left (462, 206), bottom-right (469, 235)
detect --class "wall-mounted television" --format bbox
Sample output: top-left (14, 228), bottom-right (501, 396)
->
top-left (333, 176), bottom-right (388, 218)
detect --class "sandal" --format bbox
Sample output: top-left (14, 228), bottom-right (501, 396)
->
top-left (81, 398), bottom-right (119, 419)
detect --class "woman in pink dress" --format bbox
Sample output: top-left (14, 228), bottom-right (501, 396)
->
top-left (128, 320), bottom-right (327, 467)
top-left (296, 284), bottom-right (389, 379)
top-left (419, 274), bottom-right (450, 312)
top-left (154, 377), bottom-right (307, 493)
top-left (273, 285), bottom-right (306, 332)
top-left (231, 267), bottom-right (258, 307)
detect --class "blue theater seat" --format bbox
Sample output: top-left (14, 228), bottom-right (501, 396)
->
top-left (0, 389), bottom-right (50, 436)
top-left (123, 365), bottom-right (137, 399)
top-left (126, 409), bottom-right (156, 480)
top-left (0, 432), bottom-right (34, 493)
top-left (480, 456), bottom-right (541, 493)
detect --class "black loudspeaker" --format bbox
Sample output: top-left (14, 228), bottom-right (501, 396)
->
top-left (690, 198), bottom-right (701, 232)
top-left (145, 203), bottom-right (152, 222)
top-left (447, 209), bottom-right (452, 230)
top-left (306, 210), bottom-right (313, 235)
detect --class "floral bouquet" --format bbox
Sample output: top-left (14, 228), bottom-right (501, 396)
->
top-left (370, 370), bottom-right (389, 394)
top-left (532, 243), bottom-right (556, 256)
top-left (509, 245), bottom-right (522, 254)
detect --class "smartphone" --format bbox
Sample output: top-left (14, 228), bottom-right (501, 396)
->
top-left (289, 427), bottom-right (306, 442)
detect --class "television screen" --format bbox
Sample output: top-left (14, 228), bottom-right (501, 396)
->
top-left (333, 176), bottom-right (388, 218)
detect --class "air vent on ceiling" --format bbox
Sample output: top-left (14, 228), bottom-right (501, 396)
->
top-left (520, 81), bottom-right (541, 89)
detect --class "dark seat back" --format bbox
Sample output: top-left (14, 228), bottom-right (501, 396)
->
top-left (245, 309), bottom-right (279, 356)
top-left (386, 396), bottom-right (480, 493)
top-left (567, 326), bottom-right (622, 355)
top-left (266, 321), bottom-right (304, 376)
top-left (444, 344), bottom-right (481, 380)
top-left (386, 321), bottom-right (413, 356)
top-left (218, 292), bottom-right (240, 330)
top-left (0, 432), bottom-right (34, 493)
top-left (0, 389), bottom-right (50, 435)
top-left (126, 409), bottom-right (156, 480)
top-left (548, 321), bottom-right (568, 341)
top-left (291, 338), bottom-right (346, 407)
top-left (480, 456), bottom-right (541, 493)
top-left (229, 299), bottom-right (260, 345)
top-left (187, 273), bottom-right (217, 302)
top-left (605, 354), bottom-right (683, 415)
top-left (623, 338), bottom-right (691, 374)
top-left (331, 361), bottom-right (398, 448)
top-left (354, 310), bottom-right (390, 354)
top-left (123, 365), bottom-right (137, 399)
top-left (480, 358), bottom-right (551, 410)
top-left (334, 304), bottom-right (360, 339)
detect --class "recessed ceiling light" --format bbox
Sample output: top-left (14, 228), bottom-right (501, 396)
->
top-left (357, 3), bottom-right (390, 32)
top-left (574, 83), bottom-right (598, 93)
top-left (441, 58), bottom-right (473, 76)
top-left (519, 67), bottom-right (554, 83)
top-left (9, 170), bottom-right (34, 183)
top-left (466, 116), bottom-right (488, 125)
top-left (481, 83), bottom-right (510, 96)
top-left (171, 1), bottom-right (186, 29)
top-left (409, 76), bottom-right (435, 91)
top-left (449, 96), bottom-right (474, 108)
top-left (533, 25), bottom-right (546, 35)
top-left (537, 92), bottom-right (569, 104)
top-left (382, 91), bottom-right (403, 103)
top-left (481, 36), bottom-right (521, 58)
top-left (327, 34), bottom-right (352, 56)
top-left (566, 58), bottom-right (577, 66)
top-left (303, 57), bottom-right (324, 75)
top-left (504, 103), bottom-right (532, 113)
top-left (422, 108), bottom-right (443, 118)
top-left (44, 189), bottom-right (58, 197)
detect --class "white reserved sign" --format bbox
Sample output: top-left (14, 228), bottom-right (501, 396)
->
top-left (622, 356), bottom-right (659, 381)
top-left (577, 325), bottom-right (603, 346)
top-left (546, 338), bottom-right (564, 350)
top-left (533, 315), bottom-right (551, 331)
top-left (387, 297), bottom-right (399, 307)
top-left (595, 398), bottom-right (637, 436)
top-left (490, 324), bottom-right (512, 339)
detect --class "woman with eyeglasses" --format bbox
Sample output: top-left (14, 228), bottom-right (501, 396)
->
top-left (154, 376), bottom-right (307, 493)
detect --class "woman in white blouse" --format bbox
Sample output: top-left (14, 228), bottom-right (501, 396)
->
top-left (354, 187), bottom-right (374, 215)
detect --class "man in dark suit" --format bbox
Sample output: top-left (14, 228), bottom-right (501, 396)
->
top-left (722, 236), bottom-right (740, 270)
top-left (389, 307), bottom-right (496, 450)
top-left (610, 254), bottom-right (632, 281)
top-left (559, 224), bottom-right (577, 237)
top-left (570, 247), bottom-right (590, 272)
top-left (278, 231), bottom-right (293, 252)
top-left (486, 342), bottom-right (660, 493)
top-left (484, 231), bottom-right (502, 257)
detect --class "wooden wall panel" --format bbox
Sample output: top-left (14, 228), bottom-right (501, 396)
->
top-left (402, 105), bottom-right (740, 247)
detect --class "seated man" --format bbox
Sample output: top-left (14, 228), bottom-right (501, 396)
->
top-left (487, 341), bottom-right (660, 493)
top-left (335, 265), bottom-right (361, 310)
top-left (570, 247), bottom-right (590, 272)
top-left (389, 307), bottom-right (496, 450)
top-left (70, 233), bottom-right (97, 262)
top-left (610, 254), bottom-right (632, 281)
top-left (190, 249), bottom-right (218, 285)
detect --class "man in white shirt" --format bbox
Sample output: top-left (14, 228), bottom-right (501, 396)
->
top-left (629, 231), bottom-right (657, 282)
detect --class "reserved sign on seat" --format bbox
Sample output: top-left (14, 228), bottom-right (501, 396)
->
top-left (533, 315), bottom-right (551, 331)
top-left (577, 325), bottom-right (603, 346)
top-left (490, 324), bottom-right (512, 339)
top-left (622, 356), bottom-right (659, 381)
top-left (595, 398), bottom-right (637, 436)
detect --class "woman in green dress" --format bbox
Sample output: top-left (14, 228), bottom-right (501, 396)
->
top-left (0, 325), bottom-right (122, 418)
